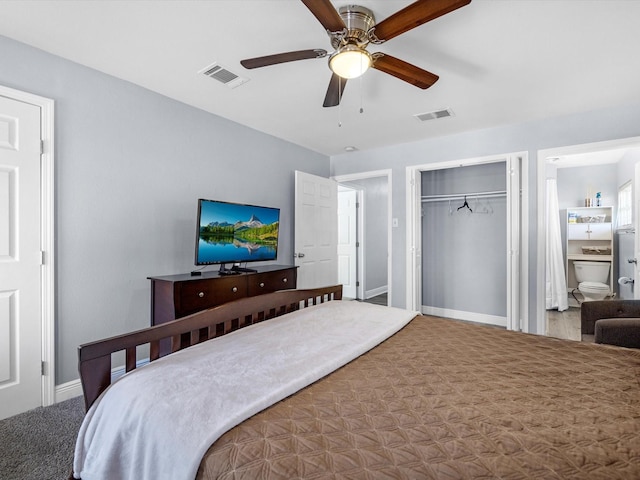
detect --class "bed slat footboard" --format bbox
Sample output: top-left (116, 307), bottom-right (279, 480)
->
top-left (77, 285), bottom-right (343, 410)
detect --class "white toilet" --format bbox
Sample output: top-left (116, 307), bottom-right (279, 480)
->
top-left (573, 261), bottom-right (611, 301)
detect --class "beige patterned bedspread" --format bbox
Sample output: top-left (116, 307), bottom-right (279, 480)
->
top-left (197, 315), bottom-right (640, 479)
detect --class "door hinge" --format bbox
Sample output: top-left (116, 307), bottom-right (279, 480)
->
top-left (356, 281), bottom-right (360, 287)
top-left (40, 140), bottom-right (44, 154)
top-left (41, 361), bottom-right (48, 376)
top-left (356, 241), bottom-right (360, 247)
top-left (40, 251), bottom-right (45, 265)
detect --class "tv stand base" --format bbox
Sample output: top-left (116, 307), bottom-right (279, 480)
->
top-left (231, 265), bottom-right (257, 273)
top-left (216, 263), bottom-right (258, 275)
top-left (218, 264), bottom-right (240, 275)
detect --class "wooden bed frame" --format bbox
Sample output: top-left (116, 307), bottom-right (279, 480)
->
top-left (77, 285), bottom-right (343, 410)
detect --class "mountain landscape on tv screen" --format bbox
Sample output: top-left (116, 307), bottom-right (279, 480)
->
top-left (200, 214), bottom-right (279, 247)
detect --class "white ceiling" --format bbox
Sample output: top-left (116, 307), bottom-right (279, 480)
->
top-left (1, 0), bottom-right (639, 156)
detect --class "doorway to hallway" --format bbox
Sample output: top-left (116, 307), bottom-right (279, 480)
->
top-left (334, 170), bottom-right (392, 305)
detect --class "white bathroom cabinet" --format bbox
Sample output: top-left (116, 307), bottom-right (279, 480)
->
top-left (565, 206), bottom-right (614, 294)
top-left (567, 222), bottom-right (612, 241)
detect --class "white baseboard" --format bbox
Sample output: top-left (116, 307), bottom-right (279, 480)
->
top-left (54, 358), bottom-right (149, 404)
top-left (55, 379), bottom-right (83, 403)
top-left (365, 285), bottom-right (388, 300)
top-left (421, 306), bottom-right (507, 328)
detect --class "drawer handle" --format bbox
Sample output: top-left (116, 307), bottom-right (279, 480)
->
top-left (198, 292), bottom-right (204, 298)
top-left (232, 287), bottom-right (238, 293)
top-left (259, 282), bottom-right (265, 288)
top-left (282, 278), bottom-right (287, 283)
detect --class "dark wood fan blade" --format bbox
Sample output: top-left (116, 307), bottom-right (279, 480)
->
top-left (323, 74), bottom-right (347, 107)
top-left (241, 49), bottom-right (327, 69)
top-left (372, 0), bottom-right (471, 42)
top-left (301, 0), bottom-right (346, 33)
top-left (372, 54), bottom-right (439, 89)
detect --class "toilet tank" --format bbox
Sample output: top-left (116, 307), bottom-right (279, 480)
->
top-left (574, 261), bottom-right (610, 283)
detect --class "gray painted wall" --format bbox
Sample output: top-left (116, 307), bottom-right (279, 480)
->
top-left (422, 162), bottom-right (506, 316)
top-left (0, 35), bottom-right (328, 384)
top-left (556, 165), bottom-right (616, 210)
top-left (331, 102), bottom-right (640, 332)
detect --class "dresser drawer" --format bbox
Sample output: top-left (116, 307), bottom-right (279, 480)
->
top-left (150, 266), bottom-right (297, 326)
top-left (177, 277), bottom-right (247, 316)
top-left (248, 269), bottom-right (296, 296)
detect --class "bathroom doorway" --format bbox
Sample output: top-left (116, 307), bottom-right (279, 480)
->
top-left (537, 136), bottom-right (640, 340)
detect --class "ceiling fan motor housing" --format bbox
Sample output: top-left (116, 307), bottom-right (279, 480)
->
top-left (331, 5), bottom-right (375, 49)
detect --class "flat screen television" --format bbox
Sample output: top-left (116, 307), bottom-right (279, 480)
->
top-left (195, 198), bottom-right (280, 272)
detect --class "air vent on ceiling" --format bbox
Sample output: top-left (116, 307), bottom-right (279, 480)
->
top-left (414, 108), bottom-right (455, 122)
top-left (199, 62), bottom-right (249, 89)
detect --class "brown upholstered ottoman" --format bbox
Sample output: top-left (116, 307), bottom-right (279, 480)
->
top-left (594, 318), bottom-right (640, 349)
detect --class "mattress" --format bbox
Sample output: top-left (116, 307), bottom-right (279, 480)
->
top-left (197, 315), bottom-right (640, 479)
top-left (72, 300), bottom-right (417, 480)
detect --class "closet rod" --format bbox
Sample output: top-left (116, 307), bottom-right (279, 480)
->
top-left (421, 190), bottom-right (506, 203)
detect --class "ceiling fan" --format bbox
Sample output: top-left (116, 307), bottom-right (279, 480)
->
top-left (240, 0), bottom-right (472, 107)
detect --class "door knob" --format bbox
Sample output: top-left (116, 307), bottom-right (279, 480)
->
top-left (628, 258), bottom-right (637, 264)
top-left (294, 252), bottom-right (305, 258)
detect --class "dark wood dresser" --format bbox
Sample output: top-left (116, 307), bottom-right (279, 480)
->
top-left (148, 265), bottom-right (297, 327)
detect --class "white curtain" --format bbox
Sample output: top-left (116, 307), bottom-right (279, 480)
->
top-left (545, 178), bottom-right (569, 311)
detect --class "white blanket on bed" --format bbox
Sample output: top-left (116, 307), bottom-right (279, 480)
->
top-left (73, 300), bottom-right (417, 480)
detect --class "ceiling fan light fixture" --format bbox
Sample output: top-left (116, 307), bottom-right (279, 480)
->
top-left (329, 45), bottom-right (371, 79)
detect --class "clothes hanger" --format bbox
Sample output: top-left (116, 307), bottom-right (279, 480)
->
top-left (457, 195), bottom-right (472, 212)
top-left (473, 195), bottom-right (493, 214)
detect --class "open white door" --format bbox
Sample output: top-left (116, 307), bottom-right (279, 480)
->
top-left (295, 171), bottom-right (338, 289)
top-left (338, 188), bottom-right (357, 298)
top-left (506, 156), bottom-right (522, 331)
top-left (405, 167), bottom-right (422, 311)
top-left (0, 95), bottom-right (43, 419)
top-left (634, 162), bottom-right (640, 298)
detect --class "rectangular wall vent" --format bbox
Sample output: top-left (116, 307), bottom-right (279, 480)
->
top-left (414, 108), bottom-right (455, 122)
top-left (199, 62), bottom-right (249, 89)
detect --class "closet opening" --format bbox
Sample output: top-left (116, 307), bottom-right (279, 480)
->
top-left (406, 154), bottom-right (526, 331)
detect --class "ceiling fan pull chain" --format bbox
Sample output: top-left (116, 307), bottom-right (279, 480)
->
top-left (360, 74), bottom-right (364, 114)
top-left (338, 76), bottom-right (342, 127)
